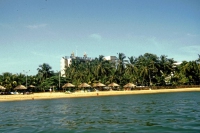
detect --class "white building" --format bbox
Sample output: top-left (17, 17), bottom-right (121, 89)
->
top-left (60, 52), bottom-right (93, 77)
top-left (104, 55), bottom-right (129, 67)
top-left (60, 57), bottom-right (72, 77)
top-left (103, 56), bottom-right (118, 63)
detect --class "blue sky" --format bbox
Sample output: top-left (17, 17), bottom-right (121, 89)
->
top-left (0, 0), bottom-right (200, 75)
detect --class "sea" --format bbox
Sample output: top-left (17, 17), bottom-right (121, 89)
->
top-left (0, 92), bottom-right (200, 133)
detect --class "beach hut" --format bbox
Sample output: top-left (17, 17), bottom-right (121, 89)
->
top-left (93, 82), bottom-right (106, 91)
top-left (93, 82), bottom-right (106, 87)
top-left (78, 83), bottom-right (91, 92)
top-left (78, 83), bottom-right (91, 88)
top-left (28, 85), bottom-right (36, 92)
top-left (62, 83), bottom-right (75, 88)
top-left (29, 85), bottom-right (35, 88)
top-left (108, 82), bottom-right (119, 90)
top-left (62, 83), bottom-right (75, 92)
top-left (108, 82), bottom-right (119, 87)
top-left (14, 85), bottom-right (27, 94)
top-left (96, 82), bottom-right (106, 87)
top-left (14, 85), bottom-right (27, 90)
top-left (123, 83), bottom-right (136, 90)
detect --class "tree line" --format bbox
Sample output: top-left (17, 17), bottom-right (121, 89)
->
top-left (0, 53), bottom-right (200, 92)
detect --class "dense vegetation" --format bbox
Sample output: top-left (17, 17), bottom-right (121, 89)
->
top-left (0, 53), bottom-right (200, 92)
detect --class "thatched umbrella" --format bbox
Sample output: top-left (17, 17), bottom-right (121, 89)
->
top-left (123, 83), bottom-right (136, 88)
top-left (123, 83), bottom-right (136, 90)
top-left (62, 83), bottom-right (75, 92)
top-left (93, 82), bottom-right (106, 91)
top-left (108, 82), bottom-right (119, 90)
top-left (93, 82), bottom-right (106, 87)
top-left (28, 85), bottom-right (36, 92)
top-left (0, 85), bottom-right (6, 90)
top-left (62, 83), bottom-right (75, 88)
top-left (78, 83), bottom-right (91, 92)
top-left (14, 85), bottom-right (27, 90)
top-left (78, 83), bottom-right (91, 88)
top-left (97, 82), bottom-right (106, 87)
top-left (108, 82), bottom-right (119, 87)
top-left (29, 85), bottom-right (35, 88)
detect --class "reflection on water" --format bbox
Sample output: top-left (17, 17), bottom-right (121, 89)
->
top-left (0, 92), bottom-right (200, 132)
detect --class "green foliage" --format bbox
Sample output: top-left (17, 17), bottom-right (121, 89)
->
top-left (0, 54), bottom-right (200, 92)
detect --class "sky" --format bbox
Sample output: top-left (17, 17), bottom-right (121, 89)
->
top-left (0, 0), bottom-right (200, 75)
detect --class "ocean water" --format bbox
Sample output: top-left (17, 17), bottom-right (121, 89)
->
top-left (0, 92), bottom-right (200, 133)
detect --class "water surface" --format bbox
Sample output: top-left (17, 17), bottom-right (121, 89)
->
top-left (0, 92), bottom-right (200, 132)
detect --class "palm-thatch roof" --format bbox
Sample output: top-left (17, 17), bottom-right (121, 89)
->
top-left (78, 83), bottom-right (91, 88)
top-left (0, 85), bottom-right (6, 90)
top-left (62, 83), bottom-right (75, 88)
top-left (97, 82), bottom-right (106, 87)
top-left (93, 82), bottom-right (106, 87)
top-left (29, 85), bottom-right (36, 88)
top-left (14, 85), bottom-right (27, 90)
top-left (123, 83), bottom-right (136, 88)
top-left (108, 82), bottom-right (119, 87)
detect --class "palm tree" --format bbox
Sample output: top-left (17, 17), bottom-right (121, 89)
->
top-left (157, 55), bottom-right (175, 85)
top-left (37, 63), bottom-right (54, 82)
top-left (107, 68), bottom-right (117, 84)
top-left (0, 72), bottom-right (19, 91)
top-left (95, 55), bottom-right (112, 82)
top-left (116, 53), bottom-right (126, 86)
top-left (196, 54), bottom-right (200, 62)
top-left (116, 53), bottom-right (126, 75)
top-left (195, 54), bottom-right (200, 85)
top-left (124, 56), bottom-right (138, 83)
top-left (135, 53), bottom-right (159, 86)
top-left (180, 61), bottom-right (200, 85)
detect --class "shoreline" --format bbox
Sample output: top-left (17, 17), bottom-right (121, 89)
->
top-left (0, 88), bottom-right (200, 102)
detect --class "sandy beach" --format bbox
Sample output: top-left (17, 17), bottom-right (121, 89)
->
top-left (1, 88), bottom-right (200, 102)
